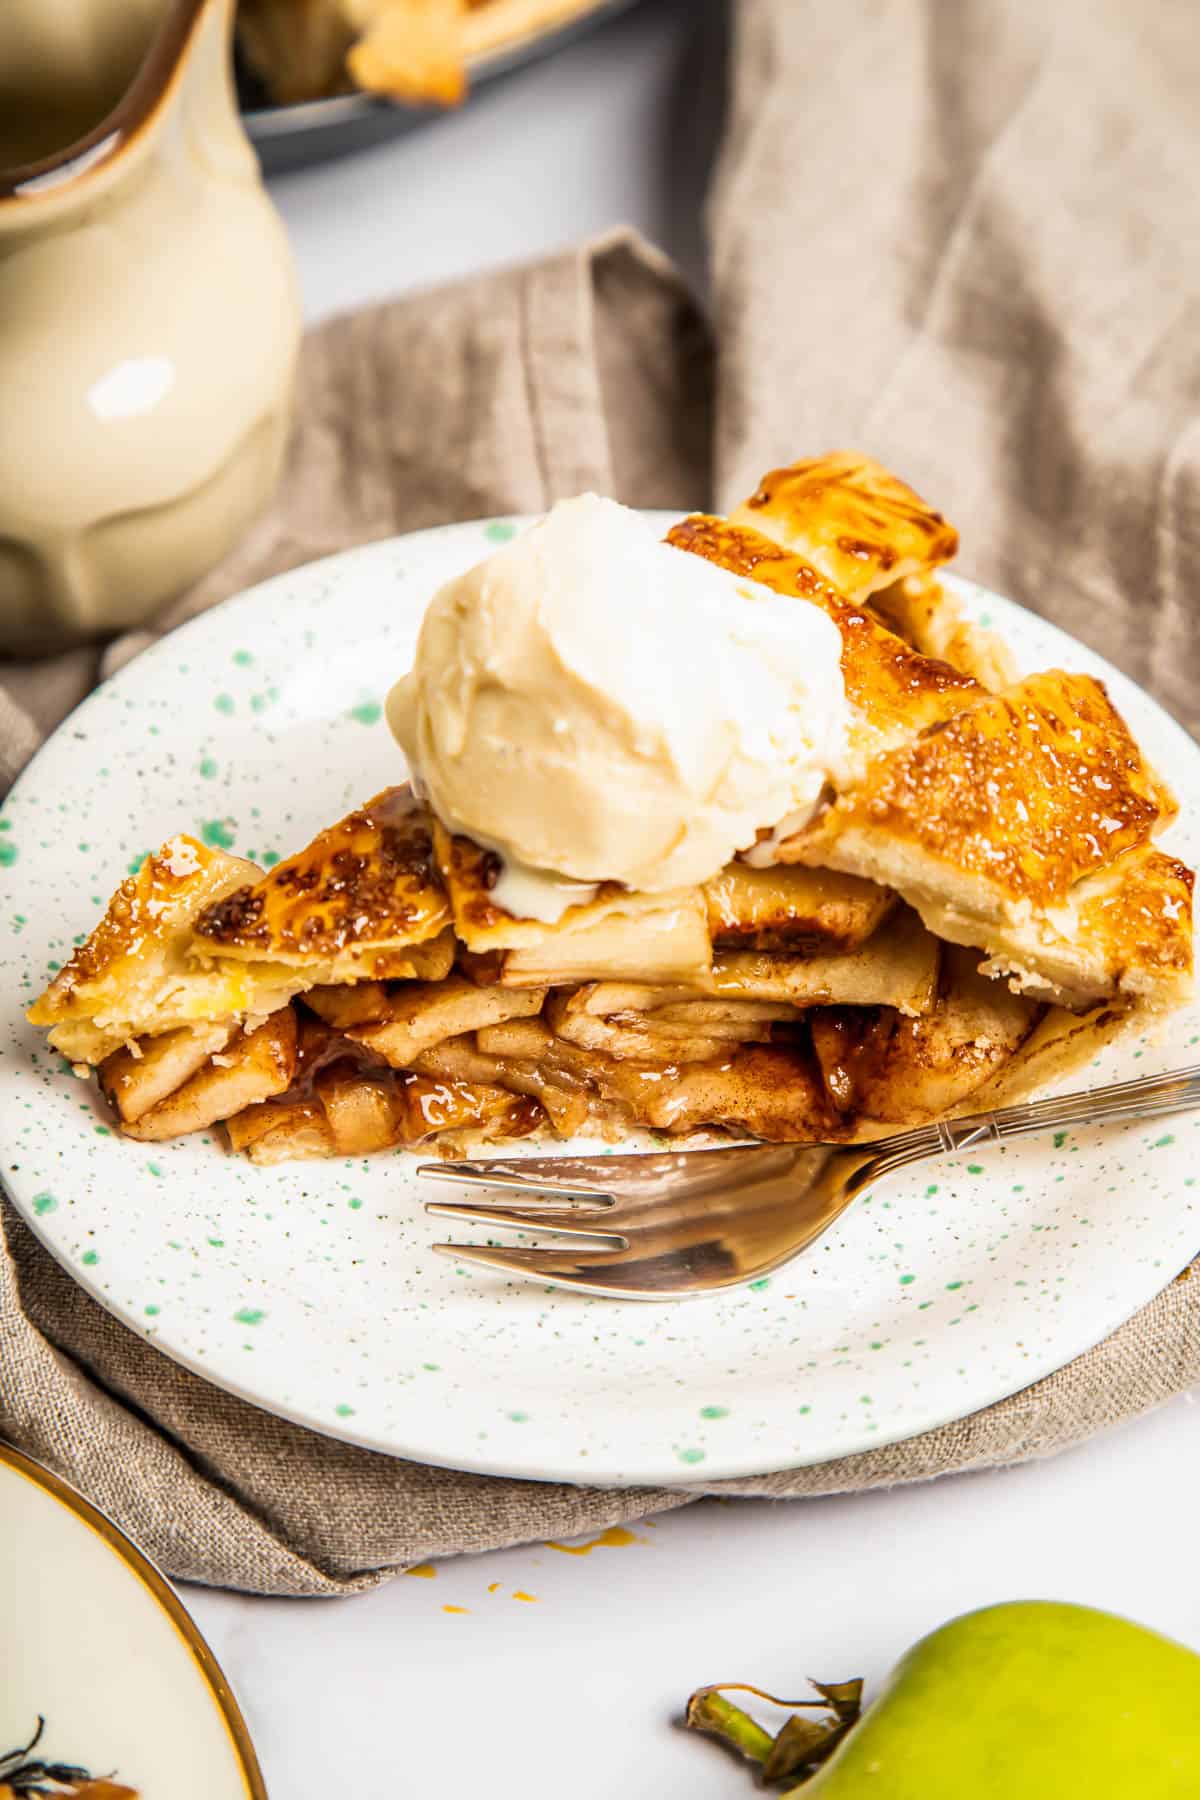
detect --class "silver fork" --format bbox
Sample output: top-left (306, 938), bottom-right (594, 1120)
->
top-left (420, 1063), bottom-right (1200, 1299)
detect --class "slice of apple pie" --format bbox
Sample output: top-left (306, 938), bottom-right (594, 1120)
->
top-left (28, 454), bottom-right (1194, 1163)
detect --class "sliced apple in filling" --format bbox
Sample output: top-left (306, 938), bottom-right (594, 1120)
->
top-left (413, 1035), bottom-right (596, 1138)
top-left (120, 1008), bottom-right (299, 1142)
top-left (702, 861), bottom-right (895, 953)
top-left (343, 977), bottom-right (546, 1068)
top-left (711, 905), bottom-right (939, 1015)
top-left (226, 1070), bottom-right (543, 1165)
top-left (432, 817), bottom-right (714, 982)
top-left (99, 1022), bottom-right (234, 1125)
top-left (545, 987), bottom-right (794, 1065)
top-left (474, 1017), bottom-right (557, 1059)
top-left (536, 1035), bottom-right (837, 1139)
top-left (499, 889), bottom-right (712, 987)
top-left (811, 948), bottom-right (1041, 1123)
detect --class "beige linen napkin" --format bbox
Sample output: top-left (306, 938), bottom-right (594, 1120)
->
top-left (3, 0), bottom-right (1200, 1592)
top-left (711, 0), bottom-right (1200, 737)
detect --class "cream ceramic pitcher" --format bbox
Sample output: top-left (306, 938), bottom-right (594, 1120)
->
top-left (0, 0), bottom-right (300, 653)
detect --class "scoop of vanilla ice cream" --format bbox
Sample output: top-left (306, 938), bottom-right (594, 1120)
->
top-left (387, 494), bottom-right (846, 907)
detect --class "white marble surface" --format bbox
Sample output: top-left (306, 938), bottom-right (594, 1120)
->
top-left (185, 6), bottom-right (1200, 1791)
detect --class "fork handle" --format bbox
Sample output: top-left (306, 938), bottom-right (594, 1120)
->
top-left (930, 1061), bottom-right (1200, 1155)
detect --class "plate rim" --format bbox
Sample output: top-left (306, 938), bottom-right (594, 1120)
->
top-left (241, 0), bottom-right (643, 139)
top-left (2, 517), bottom-right (1197, 1487)
top-left (0, 1438), bottom-right (267, 1795)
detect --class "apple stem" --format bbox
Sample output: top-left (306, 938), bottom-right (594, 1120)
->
top-left (685, 1688), bottom-right (775, 1764)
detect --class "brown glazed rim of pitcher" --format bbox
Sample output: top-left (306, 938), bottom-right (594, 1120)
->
top-left (0, 0), bottom-right (209, 204)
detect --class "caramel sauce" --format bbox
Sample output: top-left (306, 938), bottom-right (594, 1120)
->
top-left (270, 1001), bottom-right (545, 1148)
top-left (195, 786), bottom-right (450, 954)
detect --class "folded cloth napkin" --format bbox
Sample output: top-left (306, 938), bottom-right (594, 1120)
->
top-left (711, 0), bottom-right (1200, 738)
top-left (4, 0), bottom-right (1200, 1592)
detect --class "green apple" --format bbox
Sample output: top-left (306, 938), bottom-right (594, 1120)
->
top-left (804, 1600), bottom-right (1200, 1796)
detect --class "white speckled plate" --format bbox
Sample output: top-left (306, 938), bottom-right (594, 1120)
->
top-left (0, 1440), bottom-right (264, 1797)
top-left (2, 519), bottom-right (1198, 1485)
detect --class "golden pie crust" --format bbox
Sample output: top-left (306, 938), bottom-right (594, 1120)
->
top-left (29, 454), bottom-right (1194, 1161)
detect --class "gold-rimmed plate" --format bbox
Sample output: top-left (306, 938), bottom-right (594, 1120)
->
top-left (0, 1441), bottom-right (264, 1799)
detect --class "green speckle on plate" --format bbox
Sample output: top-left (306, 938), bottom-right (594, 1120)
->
top-left (0, 841), bottom-right (17, 868)
top-left (5, 524), bottom-right (1192, 1490)
top-left (32, 1191), bottom-right (57, 1216)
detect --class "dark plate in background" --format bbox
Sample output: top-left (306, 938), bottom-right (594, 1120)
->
top-left (240, 0), bottom-right (644, 174)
